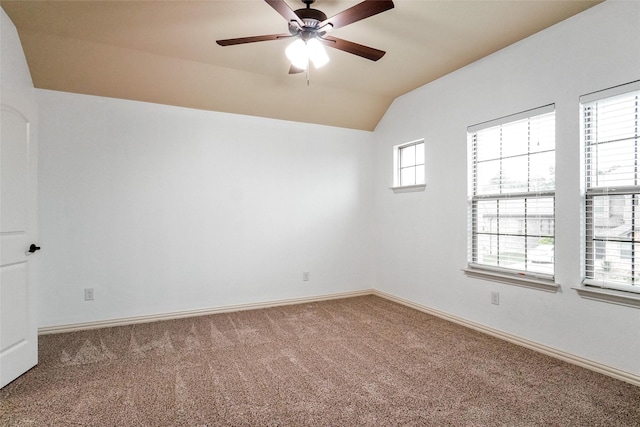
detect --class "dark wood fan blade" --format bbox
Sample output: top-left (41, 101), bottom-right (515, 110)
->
top-left (319, 0), bottom-right (394, 31)
top-left (289, 65), bottom-right (305, 74)
top-left (216, 34), bottom-right (292, 46)
top-left (319, 36), bottom-right (386, 61)
top-left (265, 0), bottom-right (304, 26)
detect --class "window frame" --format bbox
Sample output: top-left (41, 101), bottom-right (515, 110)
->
top-left (465, 105), bottom-right (558, 290)
top-left (391, 139), bottom-right (425, 193)
top-left (581, 80), bottom-right (640, 296)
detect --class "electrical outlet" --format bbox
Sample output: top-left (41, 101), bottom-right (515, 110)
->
top-left (491, 291), bottom-right (499, 305)
top-left (84, 288), bottom-right (94, 301)
top-left (303, 272), bottom-right (310, 281)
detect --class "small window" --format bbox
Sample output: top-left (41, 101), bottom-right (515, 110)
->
top-left (582, 80), bottom-right (640, 294)
top-left (392, 140), bottom-right (425, 189)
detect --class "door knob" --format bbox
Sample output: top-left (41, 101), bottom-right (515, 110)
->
top-left (26, 244), bottom-right (41, 255)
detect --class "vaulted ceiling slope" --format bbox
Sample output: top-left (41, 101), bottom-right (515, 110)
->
top-left (1, 0), bottom-right (601, 131)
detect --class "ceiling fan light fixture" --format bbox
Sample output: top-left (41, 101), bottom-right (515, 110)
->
top-left (285, 38), bottom-right (309, 69)
top-left (285, 37), bottom-right (329, 70)
top-left (307, 38), bottom-right (329, 68)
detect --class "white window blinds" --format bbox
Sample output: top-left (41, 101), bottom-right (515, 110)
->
top-left (468, 105), bottom-right (556, 279)
top-left (583, 81), bottom-right (640, 293)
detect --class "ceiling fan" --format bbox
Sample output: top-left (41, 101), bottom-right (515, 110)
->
top-left (216, 0), bottom-right (394, 74)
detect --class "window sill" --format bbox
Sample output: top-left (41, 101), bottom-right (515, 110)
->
top-left (390, 184), bottom-right (426, 194)
top-left (463, 267), bottom-right (559, 292)
top-left (572, 285), bottom-right (640, 309)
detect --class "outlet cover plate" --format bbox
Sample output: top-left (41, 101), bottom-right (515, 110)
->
top-left (491, 291), bottom-right (499, 305)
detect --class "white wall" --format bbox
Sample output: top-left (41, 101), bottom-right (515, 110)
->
top-left (373, 1), bottom-right (640, 376)
top-left (1, 8), bottom-right (38, 155)
top-left (37, 91), bottom-right (374, 326)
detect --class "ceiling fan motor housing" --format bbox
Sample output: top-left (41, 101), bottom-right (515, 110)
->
top-left (289, 7), bottom-right (328, 39)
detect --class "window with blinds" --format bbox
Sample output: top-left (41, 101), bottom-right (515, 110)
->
top-left (468, 105), bottom-right (556, 279)
top-left (583, 81), bottom-right (640, 293)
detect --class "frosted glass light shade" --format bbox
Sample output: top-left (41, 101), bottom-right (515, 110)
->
top-left (307, 38), bottom-right (329, 68)
top-left (285, 38), bottom-right (330, 70)
top-left (285, 39), bottom-right (309, 69)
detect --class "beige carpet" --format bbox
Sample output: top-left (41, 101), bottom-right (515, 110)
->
top-left (1, 295), bottom-right (639, 426)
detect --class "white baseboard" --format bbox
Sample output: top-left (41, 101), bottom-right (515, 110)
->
top-left (37, 289), bottom-right (373, 335)
top-left (372, 289), bottom-right (640, 387)
top-left (38, 288), bottom-right (640, 387)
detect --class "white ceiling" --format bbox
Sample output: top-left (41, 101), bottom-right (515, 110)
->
top-left (1, 0), bottom-right (601, 130)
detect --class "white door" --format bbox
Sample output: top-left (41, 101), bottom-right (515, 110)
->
top-left (0, 104), bottom-right (38, 388)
